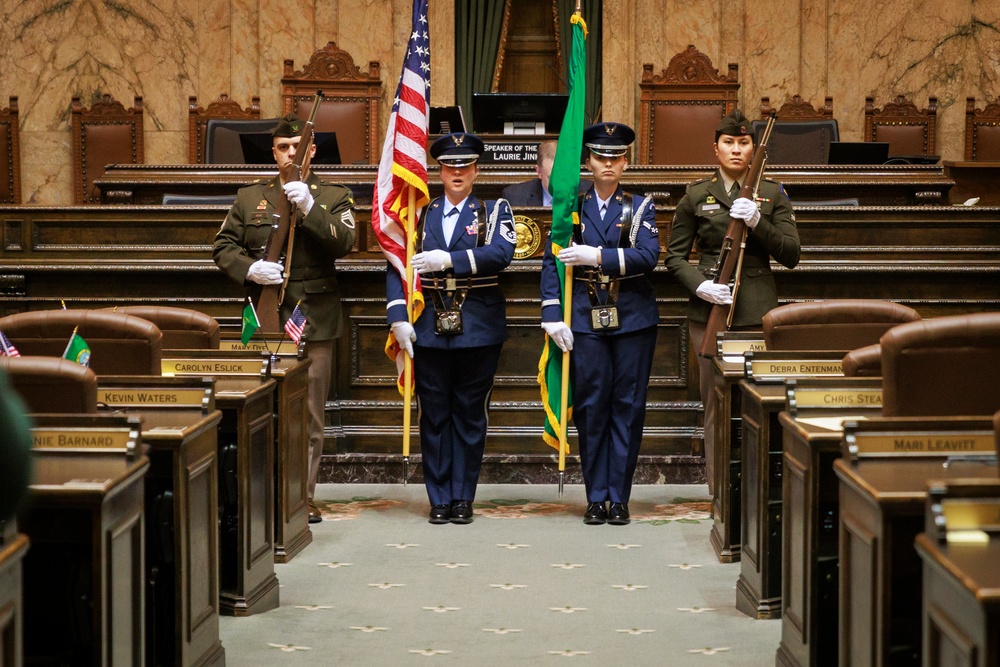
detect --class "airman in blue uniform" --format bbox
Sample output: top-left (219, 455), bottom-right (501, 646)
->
top-left (387, 133), bottom-right (516, 524)
top-left (539, 122), bottom-right (660, 525)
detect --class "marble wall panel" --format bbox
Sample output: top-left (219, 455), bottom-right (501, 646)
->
top-left (2, 0), bottom-right (998, 204)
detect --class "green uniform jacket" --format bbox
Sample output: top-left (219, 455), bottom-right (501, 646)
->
top-left (213, 172), bottom-right (356, 341)
top-left (665, 170), bottom-right (800, 326)
top-left (0, 369), bottom-right (33, 520)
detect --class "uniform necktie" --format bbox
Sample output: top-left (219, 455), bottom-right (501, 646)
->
top-left (443, 208), bottom-right (459, 245)
top-left (729, 181), bottom-right (741, 199)
top-left (599, 203), bottom-right (607, 220)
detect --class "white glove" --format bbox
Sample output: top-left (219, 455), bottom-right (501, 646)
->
top-left (557, 243), bottom-right (602, 266)
top-left (412, 249), bottom-right (453, 273)
top-left (246, 259), bottom-right (284, 285)
top-left (283, 181), bottom-right (314, 215)
top-left (730, 197), bottom-right (760, 229)
top-left (390, 321), bottom-right (416, 358)
top-left (696, 280), bottom-right (733, 305)
top-left (541, 321), bottom-right (574, 352)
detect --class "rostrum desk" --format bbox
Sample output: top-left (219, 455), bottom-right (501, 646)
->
top-left (163, 349), bottom-right (313, 563)
top-left (19, 447), bottom-right (149, 666)
top-left (915, 534), bottom-right (1000, 666)
top-left (834, 420), bottom-right (998, 667)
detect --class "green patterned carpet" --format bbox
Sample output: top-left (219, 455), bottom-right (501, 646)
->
top-left (219, 483), bottom-right (779, 665)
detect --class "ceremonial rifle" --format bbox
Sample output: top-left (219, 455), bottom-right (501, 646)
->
top-left (255, 91), bottom-right (323, 333)
top-left (697, 113), bottom-right (776, 358)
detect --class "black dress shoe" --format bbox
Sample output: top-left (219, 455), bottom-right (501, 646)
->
top-left (307, 501), bottom-right (323, 524)
top-left (450, 500), bottom-right (473, 524)
top-left (428, 504), bottom-right (451, 524)
top-left (583, 502), bottom-right (607, 525)
top-left (608, 502), bottom-right (630, 525)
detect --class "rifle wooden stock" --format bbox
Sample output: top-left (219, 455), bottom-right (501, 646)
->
top-left (255, 94), bottom-right (322, 333)
top-left (697, 114), bottom-right (776, 358)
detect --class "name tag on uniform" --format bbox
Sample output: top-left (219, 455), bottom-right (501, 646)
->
top-left (701, 204), bottom-right (721, 212)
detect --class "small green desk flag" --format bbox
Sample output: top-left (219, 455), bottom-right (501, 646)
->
top-left (241, 301), bottom-right (260, 346)
top-left (63, 331), bottom-right (91, 367)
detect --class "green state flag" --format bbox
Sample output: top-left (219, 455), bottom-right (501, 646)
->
top-left (63, 331), bottom-right (91, 367)
top-left (538, 10), bottom-right (587, 451)
top-left (241, 301), bottom-right (260, 346)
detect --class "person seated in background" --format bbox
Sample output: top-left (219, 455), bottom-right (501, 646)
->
top-left (0, 368), bottom-right (33, 522)
top-left (501, 140), bottom-right (557, 207)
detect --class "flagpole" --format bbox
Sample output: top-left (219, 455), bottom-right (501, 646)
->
top-left (402, 185), bottom-right (416, 485)
top-left (558, 264), bottom-right (573, 497)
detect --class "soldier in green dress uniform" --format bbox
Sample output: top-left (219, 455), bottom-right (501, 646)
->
top-left (213, 114), bottom-right (356, 523)
top-left (664, 109), bottom-right (800, 495)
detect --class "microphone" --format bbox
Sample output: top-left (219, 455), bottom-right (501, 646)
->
top-left (546, 62), bottom-right (569, 92)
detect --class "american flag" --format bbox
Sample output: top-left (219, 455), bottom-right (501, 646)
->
top-left (371, 0), bottom-right (430, 387)
top-left (0, 330), bottom-right (19, 357)
top-left (284, 304), bottom-right (306, 344)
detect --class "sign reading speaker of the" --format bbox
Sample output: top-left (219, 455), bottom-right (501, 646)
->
top-left (478, 142), bottom-right (540, 164)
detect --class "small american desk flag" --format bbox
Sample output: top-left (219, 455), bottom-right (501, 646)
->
top-left (284, 304), bottom-right (306, 343)
top-left (0, 330), bottom-right (19, 357)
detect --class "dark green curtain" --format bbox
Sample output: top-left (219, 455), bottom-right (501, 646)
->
top-left (455, 0), bottom-right (507, 132)
top-left (558, 0), bottom-right (602, 125)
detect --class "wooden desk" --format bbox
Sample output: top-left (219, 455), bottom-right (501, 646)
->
top-left (162, 350), bottom-right (313, 563)
top-left (736, 381), bottom-right (787, 619)
top-left (943, 161), bottom-right (1000, 205)
top-left (915, 534), bottom-right (1000, 666)
top-left (213, 377), bottom-right (279, 616)
top-left (20, 451), bottom-right (149, 666)
top-left (835, 457), bottom-right (998, 666)
top-left (776, 414), bottom-right (845, 667)
top-left (0, 532), bottom-right (29, 667)
top-left (128, 408), bottom-right (226, 667)
top-left (709, 354), bottom-right (753, 563)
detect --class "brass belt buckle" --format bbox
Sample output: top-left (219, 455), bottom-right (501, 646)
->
top-left (445, 277), bottom-right (457, 292)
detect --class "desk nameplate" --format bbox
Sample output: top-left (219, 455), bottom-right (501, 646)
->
top-left (786, 385), bottom-right (882, 414)
top-left (940, 499), bottom-right (1000, 534)
top-left (745, 357), bottom-right (843, 382)
top-left (98, 387), bottom-right (208, 409)
top-left (218, 340), bottom-right (301, 355)
top-left (845, 430), bottom-right (995, 460)
top-left (162, 358), bottom-right (265, 376)
top-left (32, 427), bottom-right (138, 455)
top-left (720, 339), bottom-right (766, 357)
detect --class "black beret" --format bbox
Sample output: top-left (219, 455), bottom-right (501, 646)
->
top-left (430, 132), bottom-right (484, 167)
top-left (272, 113), bottom-right (305, 138)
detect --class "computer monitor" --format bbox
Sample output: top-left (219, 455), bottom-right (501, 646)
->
top-left (430, 106), bottom-right (466, 135)
top-left (827, 141), bottom-right (890, 165)
top-left (205, 118), bottom-right (281, 164)
top-left (237, 131), bottom-right (342, 166)
top-left (471, 93), bottom-right (568, 134)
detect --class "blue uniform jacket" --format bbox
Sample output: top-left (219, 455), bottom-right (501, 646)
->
top-left (386, 195), bottom-right (515, 349)
top-left (540, 185), bottom-right (660, 335)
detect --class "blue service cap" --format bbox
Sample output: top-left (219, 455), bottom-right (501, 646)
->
top-left (430, 132), bottom-right (484, 167)
top-left (583, 122), bottom-right (635, 157)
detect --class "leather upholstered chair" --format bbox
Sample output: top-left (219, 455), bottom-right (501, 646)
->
top-left (281, 41), bottom-right (382, 165)
top-left (188, 93), bottom-right (261, 164)
top-left (0, 96), bottom-right (21, 204)
top-left (963, 97), bottom-right (1000, 161)
top-left (0, 309), bottom-right (162, 375)
top-left (753, 95), bottom-right (838, 165)
top-left (864, 95), bottom-right (938, 158)
top-left (71, 94), bottom-right (144, 204)
top-left (762, 299), bottom-right (921, 351)
top-left (0, 356), bottom-right (98, 413)
top-left (106, 306), bottom-right (220, 350)
top-left (841, 343), bottom-right (882, 377)
top-left (637, 45), bottom-right (740, 165)
top-left (880, 312), bottom-right (1000, 417)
